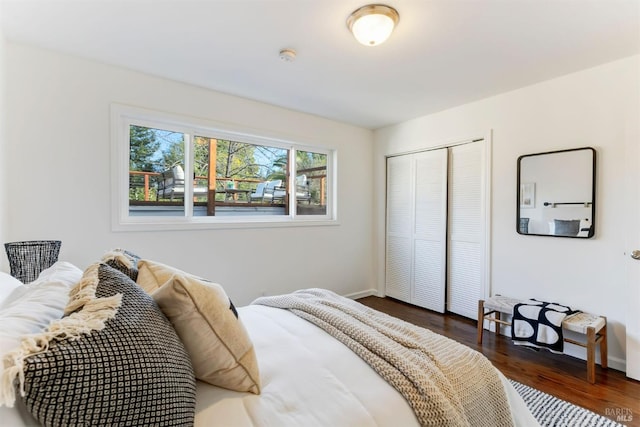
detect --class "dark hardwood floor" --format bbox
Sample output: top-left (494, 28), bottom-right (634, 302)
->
top-left (357, 296), bottom-right (640, 427)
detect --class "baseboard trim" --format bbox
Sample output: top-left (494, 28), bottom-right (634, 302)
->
top-left (345, 289), bottom-right (380, 300)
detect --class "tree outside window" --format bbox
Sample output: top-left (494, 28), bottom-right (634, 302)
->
top-left (128, 125), bottom-right (329, 217)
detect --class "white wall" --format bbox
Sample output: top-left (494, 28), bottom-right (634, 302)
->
top-left (3, 42), bottom-right (375, 305)
top-left (374, 55), bottom-right (640, 371)
top-left (0, 31), bottom-right (7, 260)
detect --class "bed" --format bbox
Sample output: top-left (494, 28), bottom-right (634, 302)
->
top-left (0, 253), bottom-right (540, 427)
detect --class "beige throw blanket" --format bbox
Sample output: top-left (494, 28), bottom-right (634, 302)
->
top-left (253, 289), bottom-right (514, 427)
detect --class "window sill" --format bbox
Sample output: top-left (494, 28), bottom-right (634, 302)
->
top-left (112, 216), bottom-right (339, 232)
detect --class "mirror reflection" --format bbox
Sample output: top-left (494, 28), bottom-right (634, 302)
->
top-left (517, 147), bottom-right (596, 238)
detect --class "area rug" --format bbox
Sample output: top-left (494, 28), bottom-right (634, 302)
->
top-left (510, 380), bottom-right (626, 427)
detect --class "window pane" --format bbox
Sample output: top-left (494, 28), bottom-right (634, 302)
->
top-left (115, 105), bottom-right (338, 228)
top-left (128, 125), bottom-right (186, 216)
top-left (192, 136), bottom-right (212, 215)
top-left (296, 150), bottom-right (328, 216)
top-left (193, 137), bottom-right (289, 216)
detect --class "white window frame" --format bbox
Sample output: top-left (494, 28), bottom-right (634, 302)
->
top-left (111, 104), bottom-right (337, 231)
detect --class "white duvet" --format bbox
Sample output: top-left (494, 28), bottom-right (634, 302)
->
top-left (195, 305), bottom-right (541, 427)
top-left (3, 303), bottom-right (540, 427)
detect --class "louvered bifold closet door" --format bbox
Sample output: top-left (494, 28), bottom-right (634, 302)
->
top-left (385, 155), bottom-right (413, 303)
top-left (447, 141), bottom-right (485, 319)
top-left (412, 149), bottom-right (448, 312)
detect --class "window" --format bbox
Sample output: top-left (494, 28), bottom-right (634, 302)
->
top-left (112, 105), bottom-right (335, 230)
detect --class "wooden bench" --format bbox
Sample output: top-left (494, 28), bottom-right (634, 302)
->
top-left (477, 296), bottom-right (607, 384)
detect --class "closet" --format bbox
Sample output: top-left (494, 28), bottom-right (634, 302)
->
top-left (385, 140), bottom-right (487, 319)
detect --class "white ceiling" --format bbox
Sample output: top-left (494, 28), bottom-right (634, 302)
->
top-left (1, 0), bottom-right (638, 129)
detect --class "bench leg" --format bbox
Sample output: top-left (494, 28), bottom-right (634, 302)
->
top-left (587, 326), bottom-right (596, 384)
top-left (600, 322), bottom-right (608, 369)
top-left (477, 300), bottom-right (485, 344)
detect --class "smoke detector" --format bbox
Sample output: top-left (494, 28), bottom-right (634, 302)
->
top-left (279, 48), bottom-right (297, 62)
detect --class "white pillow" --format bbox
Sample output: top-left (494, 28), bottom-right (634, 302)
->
top-left (35, 260), bottom-right (83, 284)
top-left (1, 261), bottom-right (82, 309)
top-left (0, 261), bottom-right (82, 352)
top-left (0, 272), bottom-right (22, 306)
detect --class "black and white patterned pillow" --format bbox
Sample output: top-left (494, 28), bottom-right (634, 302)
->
top-left (101, 248), bottom-right (141, 281)
top-left (20, 263), bottom-right (196, 426)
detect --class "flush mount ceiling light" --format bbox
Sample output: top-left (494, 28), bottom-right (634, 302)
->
top-left (347, 4), bottom-right (399, 47)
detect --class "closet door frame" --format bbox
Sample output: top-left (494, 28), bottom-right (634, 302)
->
top-left (383, 131), bottom-right (493, 312)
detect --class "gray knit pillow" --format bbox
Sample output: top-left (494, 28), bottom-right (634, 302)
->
top-left (553, 219), bottom-right (580, 236)
top-left (101, 248), bottom-right (141, 281)
top-left (17, 263), bottom-right (196, 426)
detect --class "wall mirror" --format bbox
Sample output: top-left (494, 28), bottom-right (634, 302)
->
top-left (517, 147), bottom-right (596, 238)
